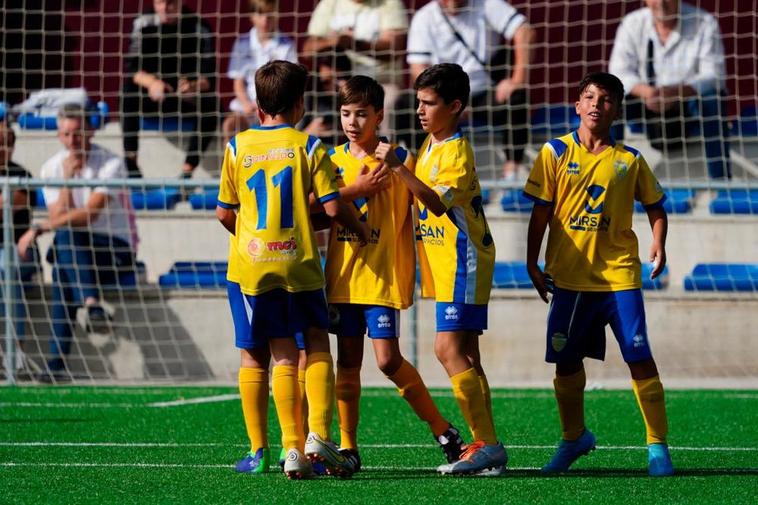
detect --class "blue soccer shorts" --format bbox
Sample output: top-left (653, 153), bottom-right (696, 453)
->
top-left (435, 302), bottom-right (488, 333)
top-left (545, 287), bottom-right (653, 364)
top-left (227, 281), bottom-right (322, 350)
top-left (329, 304), bottom-right (400, 339)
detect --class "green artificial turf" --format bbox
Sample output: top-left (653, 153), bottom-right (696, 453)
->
top-left (1, 386), bottom-right (756, 504)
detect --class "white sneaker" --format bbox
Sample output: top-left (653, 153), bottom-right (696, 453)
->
top-left (283, 448), bottom-right (314, 480)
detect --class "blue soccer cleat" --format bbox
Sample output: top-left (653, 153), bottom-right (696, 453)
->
top-left (648, 443), bottom-right (674, 477)
top-left (541, 429), bottom-right (596, 474)
top-left (437, 440), bottom-right (508, 476)
top-left (235, 447), bottom-right (270, 474)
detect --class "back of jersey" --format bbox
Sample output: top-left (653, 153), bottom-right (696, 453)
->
top-left (218, 125), bottom-right (340, 296)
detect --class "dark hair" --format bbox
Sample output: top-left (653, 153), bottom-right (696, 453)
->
top-left (255, 60), bottom-right (308, 117)
top-left (339, 75), bottom-right (385, 111)
top-left (248, 0), bottom-right (276, 14)
top-left (578, 72), bottom-right (625, 108)
top-left (414, 63), bottom-right (470, 110)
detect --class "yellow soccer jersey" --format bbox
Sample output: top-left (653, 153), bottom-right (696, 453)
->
top-left (218, 124), bottom-right (340, 295)
top-left (415, 132), bottom-right (495, 304)
top-left (523, 131), bottom-right (666, 291)
top-left (325, 143), bottom-right (416, 309)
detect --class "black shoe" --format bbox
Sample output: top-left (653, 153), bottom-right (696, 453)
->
top-left (37, 358), bottom-right (70, 383)
top-left (436, 424), bottom-right (466, 463)
top-left (338, 448), bottom-right (361, 473)
top-left (125, 157), bottom-right (142, 178)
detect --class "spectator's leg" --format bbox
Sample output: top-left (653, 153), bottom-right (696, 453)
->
top-left (48, 265), bottom-right (78, 364)
top-left (500, 88), bottom-right (528, 179)
top-left (91, 233), bottom-right (135, 287)
top-left (182, 93), bottom-right (219, 174)
top-left (687, 92), bottom-right (731, 179)
top-left (121, 80), bottom-right (144, 178)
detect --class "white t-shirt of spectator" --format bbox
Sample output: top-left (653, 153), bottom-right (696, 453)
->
top-left (41, 144), bottom-right (137, 248)
top-left (307, 0), bottom-right (408, 85)
top-left (608, 2), bottom-right (725, 96)
top-left (407, 0), bottom-right (526, 94)
top-left (227, 28), bottom-right (298, 112)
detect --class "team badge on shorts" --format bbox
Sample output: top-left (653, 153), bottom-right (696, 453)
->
top-left (552, 332), bottom-right (568, 352)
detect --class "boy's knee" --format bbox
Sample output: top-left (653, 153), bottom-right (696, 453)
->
top-left (376, 353), bottom-right (403, 376)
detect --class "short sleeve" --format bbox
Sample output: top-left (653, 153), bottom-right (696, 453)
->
top-left (429, 146), bottom-right (470, 210)
top-left (307, 0), bottom-right (335, 37)
top-left (407, 8), bottom-right (434, 65)
top-left (380, 0), bottom-right (409, 31)
top-left (227, 35), bottom-right (249, 79)
top-left (523, 143), bottom-right (558, 205)
top-left (310, 140), bottom-right (340, 203)
top-left (484, 0), bottom-right (526, 40)
top-left (217, 138), bottom-right (240, 208)
top-left (94, 155), bottom-right (127, 196)
top-left (634, 155), bottom-right (665, 207)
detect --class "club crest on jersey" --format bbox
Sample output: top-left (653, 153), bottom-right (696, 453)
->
top-left (567, 161), bottom-right (580, 175)
top-left (552, 332), bottom-right (568, 352)
top-left (430, 164), bottom-right (439, 182)
top-left (614, 160), bottom-right (629, 179)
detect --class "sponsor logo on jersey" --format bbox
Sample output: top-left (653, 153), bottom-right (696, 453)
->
top-left (569, 185), bottom-right (610, 232)
top-left (242, 148), bottom-right (295, 167)
top-left (552, 332), bottom-right (568, 352)
top-left (377, 314), bottom-right (392, 328)
top-left (567, 161), bottom-right (580, 175)
top-left (336, 227), bottom-right (380, 244)
top-left (444, 305), bottom-right (459, 320)
top-left (248, 237), bottom-right (264, 257)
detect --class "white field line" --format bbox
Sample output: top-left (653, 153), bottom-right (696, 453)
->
top-left (0, 462), bottom-right (535, 471)
top-left (1, 442), bottom-right (756, 452)
top-left (0, 402), bottom-right (139, 408)
top-left (147, 394), bottom-right (240, 407)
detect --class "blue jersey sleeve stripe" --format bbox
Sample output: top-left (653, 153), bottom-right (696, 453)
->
top-left (522, 191), bottom-right (553, 206)
top-left (217, 199), bottom-right (238, 209)
top-left (622, 144), bottom-right (641, 158)
top-left (318, 191), bottom-right (340, 204)
top-left (546, 139), bottom-right (567, 159)
top-left (327, 146), bottom-right (336, 156)
top-left (642, 193), bottom-right (667, 210)
top-left (227, 136), bottom-right (237, 159)
top-left (306, 135), bottom-right (321, 158)
top-left (395, 146), bottom-right (409, 164)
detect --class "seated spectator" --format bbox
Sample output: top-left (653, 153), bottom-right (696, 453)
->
top-left (401, 0), bottom-right (534, 180)
top-left (0, 119), bottom-right (39, 346)
top-left (222, 0), bottom-right (298, 146)
top-left (303, 0), bottom-right (407, 134)
top-left (299, 53), bottom-right (352, 146)
top-left (121, 0), bottom-right (218, 178)
top-left (609, 0), bottom-right (730, 179)
top-left (17, 104), bottom-right (138, 382)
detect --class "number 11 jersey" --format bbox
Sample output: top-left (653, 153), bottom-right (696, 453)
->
top-left (218, 124), bottom-right (340, 296)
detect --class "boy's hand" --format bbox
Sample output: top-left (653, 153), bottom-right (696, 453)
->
top-left (148, 79), bottom-right (172, 102)
top-left (527, 263), bottom-right (551, 303)
top-left (375, 142), bottom-right (403, 171)
top-left (648, 242), bottom-right (667, 279)
top-left (354, 164), bottom-right (390, 196)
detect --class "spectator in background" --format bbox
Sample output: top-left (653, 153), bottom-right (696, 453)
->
top-left (299, 53), bottom-right (353, 146)
top-left (222, 0), bottom-right (298, 146)
top-left (609, 0), bottom-right (731, 179)
top-left (17, 104), bottom-right (138, 382)
top-left (121, 0), bottom-right (218, 178)
top-left (0, 119), bottom-right (39, 347)
top-left (303, 0), bottom-right (408, 134)
top-left (402, 0), bottom-right (534, 180)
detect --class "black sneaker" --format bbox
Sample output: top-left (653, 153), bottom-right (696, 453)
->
top-left (436, 424), bottom-right (466, 463)
top-left (85, 304), bottom-right (112, 333)
top-left (338, 448), bottom-right (361, 473)
top-left (125, 157), bottom-right (142, 178)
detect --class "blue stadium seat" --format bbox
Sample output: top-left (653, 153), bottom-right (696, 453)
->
top-left (492, 261), bottom-right (534, 289)
top-left (11, 101), bottom-right (109, 130)
top-left (188, 188), bottom-right (219, 210)
top-left (34, 187), bottom-right (46, 209)
top-left (531, 104), bottom-right (580, 137)
top-left (158, 261), bottom-right (228, 289)
top-left (131, 188), bottom-right (182, 210)
top-left (111, 261), bottom-right (146, 289)
top-left (709, 189), bottom-right (758, 215)
top-left (500, 189), bottom-right (533, 212)
top-left (634, 188), bottom-right (694, 214)
top-left (481, 188), bottom-right (491, 206)
top-left (140, 116), bottom-right (196, 132)
top-left (730, 106), bottom-right (757, 137)
top-left (683, 263), bottom-right (758, 291)
top-left (641, 263), bottom-right (669, 290)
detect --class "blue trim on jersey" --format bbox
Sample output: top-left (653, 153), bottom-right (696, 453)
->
top-left (445, 130), bottom-right (463, 143)
top-left (306, 135), bottom-right (321, 157)
top-left (251, 124), bottom-right (291, 130)
top-left (547, 138), bottom-right (568, 159)
top-left (319, 191), bottom-right (340, 204)
top-left (452, 227), bottom-right (468, 303)
top-left (217, 199), bottom-right (238, 209)
top-left (622, 144), bottom-right (641, 158)
top-left (572, 130), bottom-right (615, 149)
top-left (395, 146), bottom-right (409, 164)
top-left (344, 143), bottom-right (350, 154)
top-left (327, 146), bottom-right (336, 156)
top-left (228, 136), bottom-right (237, 159)
top-left (642, 193), bottom-right (668, 210)
top-left (522, 191), bottom-right (553, 206)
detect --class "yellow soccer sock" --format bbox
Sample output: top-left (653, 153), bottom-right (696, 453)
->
top-left (478, 373), bottom-right (495, 432)
top-left (389, 359), bottom-right (449, 437)
top-left (271, 365), bottom-right (303, 451)
top-left (554, 369), bottom-right (586, 441)
top-left (632, 375), bottom-right (668, 445)
top-left (336, 366), bottom-right (361, 450)
top-left (238, 367), bottom-right (269, 452)
top-left (305, 352), bottom-right (335, 440)
top-left (298, 368), bottom-right (308, 434)
top-left (450, 367), bottom-right (497, 445)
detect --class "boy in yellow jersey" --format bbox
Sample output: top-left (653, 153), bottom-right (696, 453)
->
top-left (524, 72), bottom-right (673, 477)
top-left (216, 60), bottom-right (368, 479)
top-left (376, 63), bottom-right (507, 476)
top-left (322, 75), bottom-right (466, 471)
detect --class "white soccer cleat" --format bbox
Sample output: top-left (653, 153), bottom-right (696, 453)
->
top-left (304, 432), bottom-right (355, 478)
top-left (283, 448), bottom-right (314, 480)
